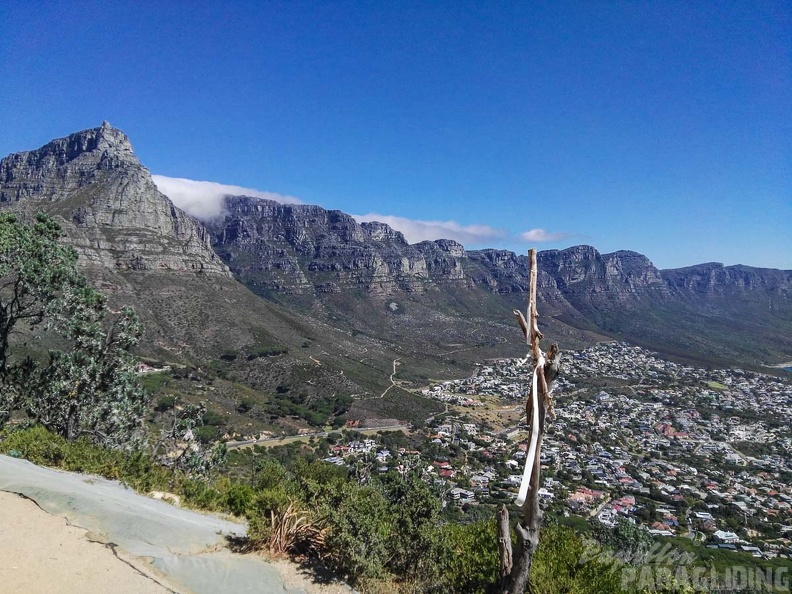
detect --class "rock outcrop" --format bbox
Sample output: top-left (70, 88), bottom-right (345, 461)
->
top-left (207, 196), bottom-right (469, 295)
top-left (0, 122), bottom-right (229, 276)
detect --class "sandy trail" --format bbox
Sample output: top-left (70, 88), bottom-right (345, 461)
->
top-left (0, 455), bottom-right (294, 593)
top-left (0, 491), bottom-right (171, 594)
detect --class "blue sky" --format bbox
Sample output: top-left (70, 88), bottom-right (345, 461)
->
top-left (1, 1), bottom-right (789, 269)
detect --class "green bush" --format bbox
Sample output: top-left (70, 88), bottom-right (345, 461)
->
top-left (0, 425), bottom-right (69, 466)
top-left (236, 398), bottom-right (256, 414)
top-left (0, 426), bottom-right (172, 492)
top-left (155, 395), bottom-right (177, 412)
top-left (181, 478), bottom-right (222, 510)
top-left (322, 483), bottom-right (393, 581)
top-left (220, 479), bottom-right (256, 517)
top-left (194, 425), bottom-right (221, 443)
top-left (436, 520), bottom-right (500, 594)
top-left (202, 410), bottom-right (225, 426)
top-left (531, 524), bottom-right (624, 594)
top-left (141, 372), bottom-right (170, 393)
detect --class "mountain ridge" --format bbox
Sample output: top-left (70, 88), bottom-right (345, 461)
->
top-left (204, 195), bottom-right (790, 298)
top-left (203, 192), bottom-right (791, 370)
top-left (206, 193), bottom-right (790, 309)
top-left (0, 124), bottom-right (451, 430)
top-left (1, 123), bottom-right (790, 431)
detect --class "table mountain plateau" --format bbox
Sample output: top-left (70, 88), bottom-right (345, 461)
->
top-left (2, 123), bottom-right (790, 429)
top-left (207, 196), bottom-right (792, 367)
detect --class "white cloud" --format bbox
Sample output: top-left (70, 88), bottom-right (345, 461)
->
top-left (151, 177), bottom-right (573, 247)
top-left (354, 213), bottom-right (573, 247)
top-left (519, 228), bottom-right (572, 243)
top-left (352, 213), bottom-right (509, 245)
top-left (151, 175), bottom-right (301, 221)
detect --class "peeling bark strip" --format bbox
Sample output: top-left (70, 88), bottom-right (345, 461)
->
top-left (514, 353), bottom-right (543, 507)
top-left (498, 249), bottom-right (559, 594)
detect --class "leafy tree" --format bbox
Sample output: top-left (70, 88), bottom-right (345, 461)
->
top-left (15, 302), bottom-right (146, 446)
top-left (0, 214), bottom-right (82, 373)
top-left (0, 214), bottom-right (148, 449)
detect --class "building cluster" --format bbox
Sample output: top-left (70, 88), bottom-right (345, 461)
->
top-left (321, 342), bottom-right (792, 560)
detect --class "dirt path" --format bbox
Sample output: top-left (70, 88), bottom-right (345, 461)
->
top-left (0, 491), bottom-right (172, 594)
top-left (378, 358), bottom-right (401, 398)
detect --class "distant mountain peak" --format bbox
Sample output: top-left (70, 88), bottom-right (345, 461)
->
top-left (67, 122), bottom-right (136, 161)
top-left (57, 122), bottom-right (134, 159)
top-left (0, 124), bottom-right (229, 277)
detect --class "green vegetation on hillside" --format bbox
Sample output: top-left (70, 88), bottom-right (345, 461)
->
top-left (0, 426), bottom-right (628, 593)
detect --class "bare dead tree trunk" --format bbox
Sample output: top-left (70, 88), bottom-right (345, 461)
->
top-left (498, 505), bottom-right (513, 584)
top-left (498, 248), bottom-right (557, 594)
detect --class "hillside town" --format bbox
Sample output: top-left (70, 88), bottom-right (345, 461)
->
top-left (319, 343), bottom-right (792, 561)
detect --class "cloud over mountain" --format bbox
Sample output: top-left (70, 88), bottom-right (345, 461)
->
top-left (519, 228), bottom-right (572, 242)
top-left (352, 213), bottom-right (509, 245)
top-left (152, 176), bottom-right (571, 247)
top-left (152, 175), bottom-right (301, 220)
top-left (354, 213), bottom-right (571, 246)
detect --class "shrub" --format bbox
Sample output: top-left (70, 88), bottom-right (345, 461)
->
top-left (181, 479), bottom-right (222, 510)
top-left (436, 520), bottom-right (500, 594)
top-left (0, 425), bottom-right (68, 466)
top-left (321, 483), bottom-right (393, 582)
top-left (236, 398), bottom-right (256, 414)
top-left (141, 372), bottom-right (170, 392)
top-left (217, 478), bottom-right (255, 517)
top-left (155, 395), bottom-right (177, 412)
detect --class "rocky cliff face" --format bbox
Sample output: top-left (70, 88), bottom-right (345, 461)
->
top-left (207, 195), bottom-right (792, 365)
top-left (0, 122), bottom-right (229, 276)
top-left (536, 247), bottom-right (670, 313)
top-left (0, 125), bottom-right (294, 363)
top-left (209, 197), bottom-right (675, 310)
top-left (662, 262), bottom-right (792, 297)
top-left (207, 196), bottom-right (469, 295)
top-left (660, 262), bottom-right (792, 327)
top-left (211, 195), bottom-right (792, 317)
